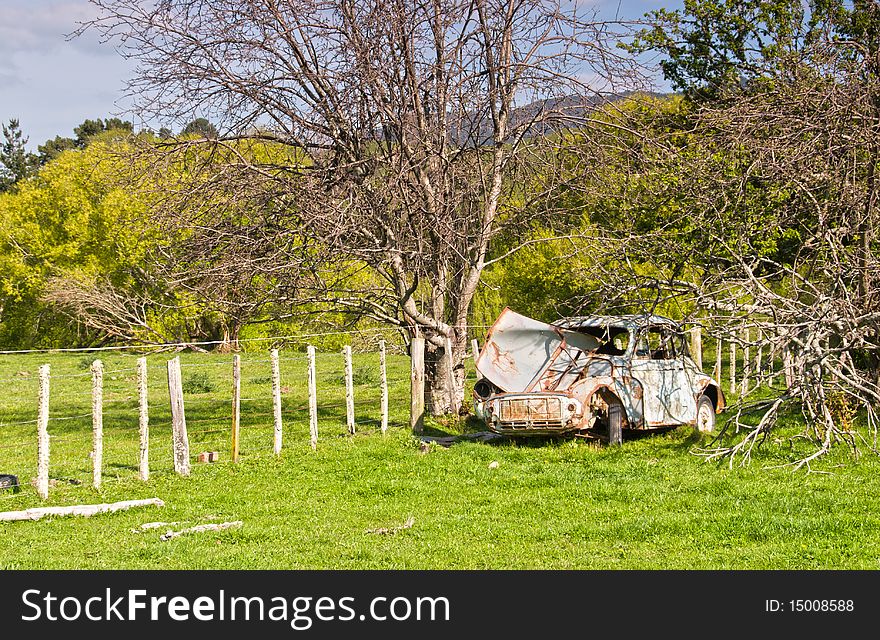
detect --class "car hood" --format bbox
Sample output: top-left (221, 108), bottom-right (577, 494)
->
top-left (475, 308), bottom-right (601, 393)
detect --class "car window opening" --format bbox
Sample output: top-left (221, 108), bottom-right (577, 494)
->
top-left (565, 326), bottom-right (630, 356)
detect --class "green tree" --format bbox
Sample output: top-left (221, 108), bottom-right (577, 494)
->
top-left (0, 139), bottom-right (151, 347)
top-left (0, 133), bottom-right (298, 349)
top-left (36, 117), bottom-right (134, 164)
top-left (36, 135), bottom-right (77, 164)
top-left (630, 0), bottom-right (814, 101)
top-left (180, 118), bottom-right (218, 139)
top-left (0, 119), bottom-right (36, 191)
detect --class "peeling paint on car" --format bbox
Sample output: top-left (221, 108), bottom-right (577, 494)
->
top-left (473, 307), bottom-right (725, 439)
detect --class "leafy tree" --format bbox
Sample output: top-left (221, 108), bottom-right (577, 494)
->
top-left (0, 133), bottom-right (303, 349)
top-left (0, 139), bottom-right (149, 347)
top-left (0, 119), bottom-right (36, 191)
top-left (37, 136), bottom-right (77, 164)
top-left (629, 0), bottom-right (815, 101)
top-left (180, 118), bottom-right (218, 139)
top-left (36, 117), bottom-right (134, 164)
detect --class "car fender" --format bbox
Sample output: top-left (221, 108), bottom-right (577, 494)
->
top-left (693, 374), bottom-right (725, 412)
top-left (569, 375), bottom-right (645, 428)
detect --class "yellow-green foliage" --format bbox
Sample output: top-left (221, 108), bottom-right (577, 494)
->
top-left (0, 137), bottom-right (151, 347)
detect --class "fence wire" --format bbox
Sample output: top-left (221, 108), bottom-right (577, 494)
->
top-left (0, 342), bottom-right (437, 504)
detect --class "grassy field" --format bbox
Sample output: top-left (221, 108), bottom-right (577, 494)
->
top-left (1, 348), bottom-right (879, 569)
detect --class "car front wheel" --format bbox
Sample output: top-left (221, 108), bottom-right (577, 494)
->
top-left (607, 397), bottom-right (624, 445)
top-left (696, 395), bottom-right (715, 433)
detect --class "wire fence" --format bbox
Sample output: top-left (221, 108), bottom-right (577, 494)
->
top-left (0, 336), bottom-right (427, 506)
top-left (0, 324), bottom-right (495, 356)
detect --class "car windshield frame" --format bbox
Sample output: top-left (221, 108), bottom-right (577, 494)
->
top-left (559, 324), bottom-right (634, 357)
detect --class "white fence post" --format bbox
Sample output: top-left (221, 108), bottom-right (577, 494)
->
top-left (755, 328), bottom-right (763, 387)
top-left (410, 337), bottom-right (425, 434)
top-left (344, 345), bottom-right (355, 435)
top-left (307, 345), bottom-right (318, 449)
top-left (37, 364), bottom-right (50, 500)
top-left (782, 345), bottom-right (794, 389)
top-left (690, 326), bottom-right (703, 370)
top-left (271, 348), bottom-right (283, 455)
top-left (91, 359), bottom-right (103, 489)
top-left (137, 356), bottom-right (149, 482)
top-left (167, 356), bottom-right (190, 476)
top-left (232, 353), bottom-right (241, 462)
top-left (379, 340), bottom-right (388, 434)
top-left (445, 336), bottom-right (458, 415)
top-left (729, 341), bottom-right (736, 396)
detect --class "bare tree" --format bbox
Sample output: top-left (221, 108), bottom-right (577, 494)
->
top-left (80, 0), bottom-right (640, 413)
top-left (556, 34), bottom-right (880, 468)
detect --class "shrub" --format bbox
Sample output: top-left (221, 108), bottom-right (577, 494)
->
top-left (182, 371), bottom-right (218, 394)
top-left (351, 365), bottom-right (379, 385)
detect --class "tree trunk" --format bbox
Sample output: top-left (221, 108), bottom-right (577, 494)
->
top-left (216, 320), bottom-right (241, 353)
top-left (422, 332), bottom-right (468, 416)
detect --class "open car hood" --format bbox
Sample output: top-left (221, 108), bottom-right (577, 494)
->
top-left (475, 308), bottom-right (600, 393)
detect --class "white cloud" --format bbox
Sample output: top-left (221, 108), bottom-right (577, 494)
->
top-left (0, 2), bottom-right (136, 148)
top-left (0, 1), bottom-right (112, 57)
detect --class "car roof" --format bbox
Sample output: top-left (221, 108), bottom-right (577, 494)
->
top-left (552, 314), bottom-right (680, 331)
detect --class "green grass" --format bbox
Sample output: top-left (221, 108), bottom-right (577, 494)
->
top-left (1, 349), bottom-right (879, 569)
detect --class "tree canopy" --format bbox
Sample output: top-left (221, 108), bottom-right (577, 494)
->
top-left (81, 0), bottom-right (642, 413)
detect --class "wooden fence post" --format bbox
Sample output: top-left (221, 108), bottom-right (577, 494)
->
top-left (783, 345), bottom-right (793, 389)
top-left (379, 340), bottom-right (388, 434)
top-left (410, 337), bottom-right (425, 434)
top-left (445, 336), bottom-right (459, 415)
top-left (37, 364), bottom-right (50, 500)
top-left (472, 338), bottom-right (480, 362)
top-left (271, 348), bottom-right (283, 455)
top-left (741, 328), bottom-right (751, 395)
top-left (232, 353), bottom-right (241, 462)
top-left (307, 345), bottom-right (318, 449)
top-left (729, 341), bottom-right (736, 396)
top-left (769, 344), bottom-right (778, 387)
top-left (690, 326), bottom-right (703, 370)
top-left (91, 359), bottom-right (103, 489)
top-left (344, 345), bottom-right (355, 435)
top-left (713, 337), bottom-right (722, 383)
top-left (755, 328), bottom-right (763, 387)
top-left (137, 356), bottom-right (149, 482)
top-left (167, 356), bottom-right (190, 476)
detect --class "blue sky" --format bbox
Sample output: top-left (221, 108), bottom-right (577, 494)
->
top-left (0, 0), bottom-right (679, 150)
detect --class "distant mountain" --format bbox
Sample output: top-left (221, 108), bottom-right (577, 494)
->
top-left (448, 90), bottom-right (671, 146)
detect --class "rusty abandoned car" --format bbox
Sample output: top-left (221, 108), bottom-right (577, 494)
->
top-left (472, 308), bottom-right (725, 443)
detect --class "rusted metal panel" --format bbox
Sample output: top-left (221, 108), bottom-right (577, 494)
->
top-left (476, 307), bottom-right (602, 393)
top-left (484, 391), bottom-right (582, 432)
top-left (630, 357), bottom-right (697, 426)
top-left (475, 308), bottom-right (563, 392)
top-left (500, 395), bottom-right (562, 423)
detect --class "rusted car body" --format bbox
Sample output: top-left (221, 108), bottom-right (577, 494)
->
top-left (473, 308), bottom-right (724, 441)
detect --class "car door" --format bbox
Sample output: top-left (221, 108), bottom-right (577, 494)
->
top-left (629, 325), bottom-right (697, 425)
top-left (665, 330), bottom-right (698, 424)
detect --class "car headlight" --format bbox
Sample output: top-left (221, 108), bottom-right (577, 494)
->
top-left (562, 398), bottom-right (580, 421)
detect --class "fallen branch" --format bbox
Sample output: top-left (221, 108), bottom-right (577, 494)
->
top-left (160, 520), bottom-right (242, 541)
top-left (365, 516), bottom-right (415, 535)
top-left (0, 498), bottom-right (164, 522)
top-left (132, 521), bottom-right (180, 532)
